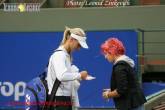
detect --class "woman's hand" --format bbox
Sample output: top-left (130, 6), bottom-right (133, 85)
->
top-left (80, 71), bottom-right (88, 80)
top-left (103, 91), bottom-right (110, 99)
top-left (103, 89), bottom-right (120, 99)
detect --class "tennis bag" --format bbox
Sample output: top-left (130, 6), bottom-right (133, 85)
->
top-left (25, 50), bottom-right (61, 110)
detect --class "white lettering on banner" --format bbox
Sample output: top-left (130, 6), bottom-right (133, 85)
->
top-left (0, 81), bottom-right (26, 101)
top-left (15, 82), bottom-right (26, 101)
top-left (0, 82), bottom-right (14, 96)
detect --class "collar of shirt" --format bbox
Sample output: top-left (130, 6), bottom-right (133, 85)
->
top-left (114, 55), bottom-right (126, 65)
top-left (56, 46), bottom-right (70, 57)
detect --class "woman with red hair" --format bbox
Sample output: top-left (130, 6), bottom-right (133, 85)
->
top-left (101, 38), bottom-right (146, 110)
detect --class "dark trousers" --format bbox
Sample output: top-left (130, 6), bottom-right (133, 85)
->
top-left (53, 96), bottom-right (72, 110)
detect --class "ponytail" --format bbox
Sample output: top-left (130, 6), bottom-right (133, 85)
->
top-left (60, 26), bottom-right (71, 45)
top-left (60, 26), bottom-right (86, 63)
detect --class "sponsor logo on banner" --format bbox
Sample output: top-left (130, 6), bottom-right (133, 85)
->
top-left (0, 81), bottom-right (26, 101)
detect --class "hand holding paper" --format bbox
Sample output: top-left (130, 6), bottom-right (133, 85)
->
top-left (85, 75), bottom-right (96, 80)
top-left (71, 65), bottom-right (96, 80)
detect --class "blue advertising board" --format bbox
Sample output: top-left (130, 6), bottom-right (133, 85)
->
top-left (0, 30), bottom-right (138, 108)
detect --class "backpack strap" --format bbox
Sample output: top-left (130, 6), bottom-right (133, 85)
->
top-left (42, 79), bottom-right (61, 110)
top-left (48, 49), bottom-right (62, 100)
top-left (48, 78), bottom-right (61, 110)
top-left (42, 50), bottom-right (62, 110)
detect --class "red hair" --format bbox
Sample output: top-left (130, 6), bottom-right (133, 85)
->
top-left (101, 38), bottom-right (125, 55)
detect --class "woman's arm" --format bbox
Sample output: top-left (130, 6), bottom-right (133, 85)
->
top-left (114, 64), bottom-right (129, 96)
top-left (52, 52), bottom-right (81, 81)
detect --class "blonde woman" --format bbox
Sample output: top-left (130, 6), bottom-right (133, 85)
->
top-left (46, 27), bottom-right (89, 110)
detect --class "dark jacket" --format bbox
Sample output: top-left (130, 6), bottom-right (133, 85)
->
top-left (111, 61), bottom-right (146, 110)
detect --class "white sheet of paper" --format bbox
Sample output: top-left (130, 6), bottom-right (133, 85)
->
top-left (85, 75), bottom-right (96, 80)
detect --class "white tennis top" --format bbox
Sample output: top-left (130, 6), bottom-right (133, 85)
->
top-left (46, 46), bottom-right (81, 96)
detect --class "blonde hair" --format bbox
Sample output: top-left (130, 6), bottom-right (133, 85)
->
top-left (60, 26), bottom-right (86, 62)
top-left (60, 26), bottom-right (86, 45)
